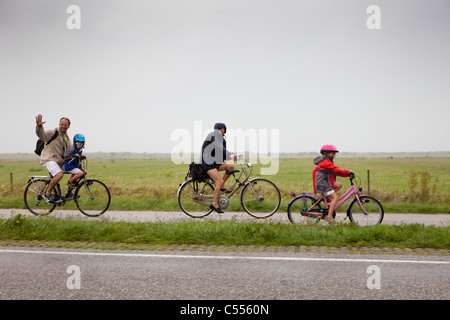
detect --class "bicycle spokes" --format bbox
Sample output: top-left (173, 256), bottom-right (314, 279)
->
top-left (240, 178), bottom-right (281, 219)
top-left (287, 195), bottom-right (324, 224)
top-left (348, 196), bottom-right (384, 226)
top-left (23, 178), bottom-right (57, 215)
top-left (74, 179), bottom-right (111, 217)
top-left (178, 180), bottom-right (214, 218)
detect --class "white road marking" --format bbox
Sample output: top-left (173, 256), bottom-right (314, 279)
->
top-left (0, 249), bottom-right (448, 265)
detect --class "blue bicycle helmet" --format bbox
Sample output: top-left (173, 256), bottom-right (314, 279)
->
top-left (73, 134), bottom-right (85, 143)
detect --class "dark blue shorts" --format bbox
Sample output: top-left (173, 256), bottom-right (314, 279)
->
top-left (201, 162), bottom-right (221, 172)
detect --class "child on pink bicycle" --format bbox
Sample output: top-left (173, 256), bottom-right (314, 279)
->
top-left (313, 144), bottom-right (353, 220)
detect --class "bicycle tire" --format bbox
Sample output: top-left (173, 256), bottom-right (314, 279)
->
top-left (23, 178), bottom-right (57, 216)
top-left (75, 179), bottom-right (111, 217)
top-left (287, 195), bottom-right (324, 224)
top-left (240, 178), bottom-right (281, 219)
top-left (347, 195), bottom-right (384, 226)
top-left (178, 179), bottom-right (214, 218)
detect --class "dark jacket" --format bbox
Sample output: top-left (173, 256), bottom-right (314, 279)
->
top-left (200, 130), bottom-right (232, 171)
top-left (64, 145), bottom-right (84, 171)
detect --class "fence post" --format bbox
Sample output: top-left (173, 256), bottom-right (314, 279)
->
top-left (10, 172), bottom-right (13, 192)
top-left (367, 169), bottom-right (370, 195)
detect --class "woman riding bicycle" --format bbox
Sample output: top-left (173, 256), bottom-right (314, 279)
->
top-left (313, 144), bottom-right (353, 220)
top-left (200, 123), bottom-right (237, 213)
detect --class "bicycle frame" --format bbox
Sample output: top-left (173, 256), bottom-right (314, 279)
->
top-left (291, 177), bottom-right (370, 216)
top-left (27, 160), bottom-right (90, 204)
top-left (190, 156), bottom-right (258, 206)
top-left (220, 156), bottom-right (255, 198)
top-left (321, 184), bottom-right (358, 212)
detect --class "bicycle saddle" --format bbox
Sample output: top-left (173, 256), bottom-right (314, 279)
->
top-left (226, 170), bottom-right (240, 175)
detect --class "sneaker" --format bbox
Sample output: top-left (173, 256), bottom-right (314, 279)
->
top-left (42, 194), bottom-right (55, 204)
top-left (64, 191), bottom-right (74, 200)
top-left (324, 216), bottom-right (337, 224)
top-left (67, 182), bottom-right (77, 189)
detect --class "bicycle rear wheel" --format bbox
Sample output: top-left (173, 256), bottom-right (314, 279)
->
top-left (178, 179), bottom-right (214, 218)
top-left (240, 178), bottom-right (281, 218)
top-left (24, 178), bottom-right (56, 215)
top-left (75, 179), bottom-right (111, 217)
top-left (348, 195), bottom-right (384, 226)
top-left (287, 195), bottom-right (324, 224)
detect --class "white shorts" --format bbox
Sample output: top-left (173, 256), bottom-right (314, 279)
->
top-left (324, 189), bottom-right (335, 196)
top-left (66, 168), bottom-right (82, 175)
top-left (42, 161), bottom-right (64, 177)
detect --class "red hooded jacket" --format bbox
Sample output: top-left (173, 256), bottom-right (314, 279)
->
top-left (312, 156), bottom-right (351, 194)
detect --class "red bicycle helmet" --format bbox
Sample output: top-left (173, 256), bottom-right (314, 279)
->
top-left (320, 144), bottom-right (339, 154)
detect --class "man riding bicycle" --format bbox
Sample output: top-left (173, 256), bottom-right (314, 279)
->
top-left (35, 114), bottom-right (72, 203)
top-left (200, 123), bottom-right (237, 213)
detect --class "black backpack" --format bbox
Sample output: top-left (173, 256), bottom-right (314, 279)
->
top-left (187, 162), bottom-right (209, 182)
top-left (34, 129), bottom-right (59, 156)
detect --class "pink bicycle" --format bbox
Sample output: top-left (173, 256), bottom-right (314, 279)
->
top-left (287, 174), bottom-right (384, 226)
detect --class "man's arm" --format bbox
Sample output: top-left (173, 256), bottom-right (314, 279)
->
top-left (36, 114), bottom-right (46, 127)
top-left (35, 114), bottom-right (55, 142)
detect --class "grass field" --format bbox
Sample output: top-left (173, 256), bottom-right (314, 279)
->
top-left (1, 157), bottom-right (449, 213)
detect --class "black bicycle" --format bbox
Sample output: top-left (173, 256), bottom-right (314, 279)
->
top-left (24, 160), bottom-right (110, 217)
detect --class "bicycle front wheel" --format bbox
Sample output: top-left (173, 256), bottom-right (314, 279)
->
top-left (178, 179), bottom-right (214, 218)
top-left (75, 179), bottom-right (111, 217)
top-left (348, 195), bottom-right (384, 226)
top-left (287, 195), bottom-right (324, 224)
top-left (240, 178), bottom-right (281, 218)
top-left (24, 178), bottom-right (56, 215)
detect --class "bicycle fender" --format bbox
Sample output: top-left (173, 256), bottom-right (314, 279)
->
top-left (288, 193), bottom-right (317, 206)
top-left (346, 195), bottom-right (368, 213)
top-left (288, 196), bottom-right (301, 206)
top-left (177, 180), bottom-right (190, 197)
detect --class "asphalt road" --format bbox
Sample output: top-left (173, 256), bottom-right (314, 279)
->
top-left (1, 209), bottom-right (448, 302)
top-left (0, 246), bottom-right (449, 301)
top-left (1, 209), bottom-right (449, 226)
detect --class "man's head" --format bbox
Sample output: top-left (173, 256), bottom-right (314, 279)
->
top-left (59, 117), bottom-right (71, 133)
top-left (214, 122), bottom-right (227, 134)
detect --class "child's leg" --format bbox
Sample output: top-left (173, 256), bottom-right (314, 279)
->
top-left (333, 181), bottom-right (343, 192)
top-left (327, 192), bottom-right (339, 219)
top-left (69, 170), bottom-right (87, 184)
top-left (69, 172), bottom-right (83, 185)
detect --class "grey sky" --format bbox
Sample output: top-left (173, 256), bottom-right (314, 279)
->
top-left (1, 0), bottom-right (449, 154)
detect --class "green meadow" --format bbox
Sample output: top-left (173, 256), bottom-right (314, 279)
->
top-left (1, 157), bottom-right (449, 213)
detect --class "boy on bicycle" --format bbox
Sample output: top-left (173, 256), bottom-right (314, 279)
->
top-left (313, 144), bottom-right (353, 221)
top-left (63, 134), bottom-right (87, 198)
